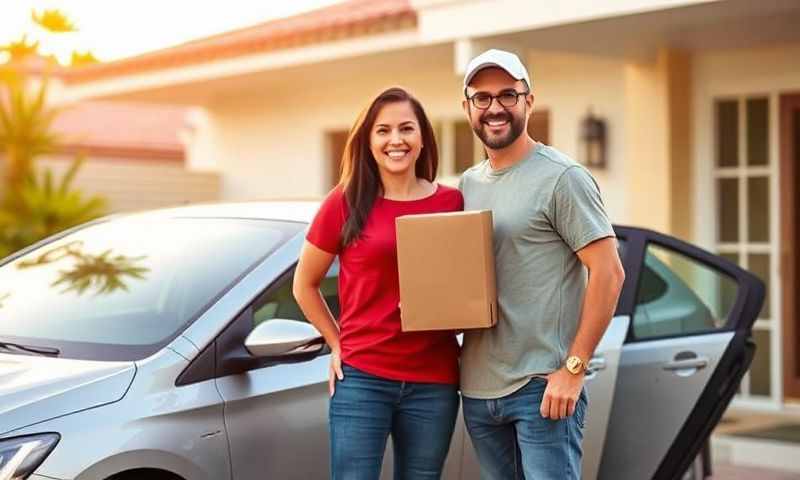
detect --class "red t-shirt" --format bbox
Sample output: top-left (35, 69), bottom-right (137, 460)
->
top-left (306, 183), bottom-right (463, 385)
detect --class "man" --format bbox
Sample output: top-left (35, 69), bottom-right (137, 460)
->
top-left (458, 49), bottom-right (626, 479)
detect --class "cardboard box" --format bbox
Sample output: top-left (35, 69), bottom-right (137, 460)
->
top-left (396, 210), bottom-right (497, 331)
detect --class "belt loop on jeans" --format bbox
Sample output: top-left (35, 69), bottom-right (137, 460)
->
top-left (487, 398), bottom-right (502, 420)
top-left (398, 381), bottom-right (407, 403)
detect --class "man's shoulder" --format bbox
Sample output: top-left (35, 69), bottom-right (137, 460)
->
top-left (509, 144), bottom-right (581, 190)
top-left (532, 144), bottom-right (582, 174)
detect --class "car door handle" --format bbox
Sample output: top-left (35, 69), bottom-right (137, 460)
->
top-left (587, 357), bottom-right (607, 374)
top-left (662, 357), bottom-right (709, 371)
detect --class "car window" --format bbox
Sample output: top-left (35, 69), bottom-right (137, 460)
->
top-left (253, 261), bottom-right (340, 327)
top-left (632, 243), bottom-right (738, 339)
top-left (0, 217), bottom-right (302, 360)
top-left (617, 237), bottom-right (626, 258)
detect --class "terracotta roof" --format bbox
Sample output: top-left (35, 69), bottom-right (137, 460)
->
top-left (0, 55), bottom-right (66, 78)
top-left (51, 102), bottom-right (187, 161)
top-left (63, 0), bottom-right (416, 84)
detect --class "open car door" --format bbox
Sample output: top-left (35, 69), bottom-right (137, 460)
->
top-left (598, 226), bottom-right (764, 480)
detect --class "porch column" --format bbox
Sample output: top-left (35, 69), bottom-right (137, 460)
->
top-left (624, 48), bottom-right (693, 239)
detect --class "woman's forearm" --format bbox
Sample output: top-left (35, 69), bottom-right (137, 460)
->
top-left (293, 283), bottom-right (341, 352)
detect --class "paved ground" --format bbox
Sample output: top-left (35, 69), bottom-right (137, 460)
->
top-left (712, 463), bottom-right (799, 479)
top-left (710, 408), bottom-right (800, 478)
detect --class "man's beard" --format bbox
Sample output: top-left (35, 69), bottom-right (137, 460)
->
top-left (472, 109), bottom-right (526, 150)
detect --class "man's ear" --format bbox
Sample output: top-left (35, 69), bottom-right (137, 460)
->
top-left (525, 92), bottom-right (535, 110)
top-left (462, 99), bottom-right (470, 117)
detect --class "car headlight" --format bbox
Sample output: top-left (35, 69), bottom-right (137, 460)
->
top-left (0, 433), bottom-right (59, 480)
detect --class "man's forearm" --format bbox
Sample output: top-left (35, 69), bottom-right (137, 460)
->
top-left (568, 266), bottom-right (624, 363)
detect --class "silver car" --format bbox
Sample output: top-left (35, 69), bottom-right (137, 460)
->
top-left (0, 202), bottom-right (764, 480)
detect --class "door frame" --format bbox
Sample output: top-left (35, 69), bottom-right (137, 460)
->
top-left (780, 93), bottom-right (800, 400)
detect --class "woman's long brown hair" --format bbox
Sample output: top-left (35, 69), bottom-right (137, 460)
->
top-left (339, 87), bottom-right (439, 247)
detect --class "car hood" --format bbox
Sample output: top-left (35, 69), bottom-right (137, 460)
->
top-left (0, 353), bottom-right (136, 436)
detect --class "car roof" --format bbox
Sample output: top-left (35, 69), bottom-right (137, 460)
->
top-left (120, 201), bottom-right (322, 223)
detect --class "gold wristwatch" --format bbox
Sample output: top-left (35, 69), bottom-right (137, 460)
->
top-left (565, 355), bottom-right (586, 375)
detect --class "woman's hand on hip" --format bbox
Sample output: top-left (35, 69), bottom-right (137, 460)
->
top-left (329, 349), bottom-right (344, 397)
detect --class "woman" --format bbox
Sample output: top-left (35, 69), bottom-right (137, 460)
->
top-left (292, 87), bottom-right (462, 480)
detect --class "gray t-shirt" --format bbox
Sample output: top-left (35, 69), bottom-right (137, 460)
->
top-left (459, 143), bottom-right (614, 399)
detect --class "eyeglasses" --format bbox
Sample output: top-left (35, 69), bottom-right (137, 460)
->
top-left (466, 90), bottom-right (529, 110)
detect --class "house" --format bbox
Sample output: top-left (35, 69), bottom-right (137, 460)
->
top-left (0, 56), bottom-right (221, 212)
top-left (45, 100), bottom-right (220, 212)
top-left (55, 0), bottom-right (800, 426)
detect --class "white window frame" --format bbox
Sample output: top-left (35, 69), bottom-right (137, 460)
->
top-left (712, 94), bottom-right (782, 410)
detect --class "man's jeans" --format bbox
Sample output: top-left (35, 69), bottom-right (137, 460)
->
top-left (462, 377), bottom-right (587, 480)
top-left (329, 364), bottom-right (460, 480)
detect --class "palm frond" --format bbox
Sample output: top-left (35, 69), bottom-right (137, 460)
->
top-left (32, 9), bottom-right (78, 34)
top-left (0, 35), bottom-right (40, 61)
top-left (60, 156), bottom-right (84, 195)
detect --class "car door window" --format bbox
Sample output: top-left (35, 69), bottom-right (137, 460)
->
top-left (632, 243), bottom-right (739, 339)
top-left (252, 262), bottom-right (340, 328)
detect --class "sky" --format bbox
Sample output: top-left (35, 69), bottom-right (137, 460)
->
top-left (0, 0), bottom-right (342, 64)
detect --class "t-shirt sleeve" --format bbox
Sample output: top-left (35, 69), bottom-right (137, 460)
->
top-left (453, 188), bottom-right (465, 211)
top-left (457, 173), bottom-right (470, 210)
top-left (306, 187), bottom-right (347, 254)
top-left (550, 166), bottom-right (615, 252)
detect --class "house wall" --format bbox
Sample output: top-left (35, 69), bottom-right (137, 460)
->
top-left (199, 46), bottom-right (635, 224)
top-left (526, 50), bottom-right (629, 223)
top-left (204, 46), bottom-right (464, 202)
top-left (192, 40), bottom-right (799, 245)
top-left (0, 156), bottom-right (221, 213)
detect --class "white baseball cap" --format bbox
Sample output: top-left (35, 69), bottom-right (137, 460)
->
top-left (463, 49), bottom-right (531, 94)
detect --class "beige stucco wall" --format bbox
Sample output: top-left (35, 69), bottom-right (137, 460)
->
top-left (527, 50), bottom-right (629, 223)
top-left (188, 41), bottom-right (800, 240)
top-left (197, 46), bottom-right (633, 225)
top-left (203, 46), bottom-right (463, 202)
top-left (624, 57), bottom-right (671, 233)
top-left (620, 49), bottom-right (695, 238)
top-left (0, 156), bottom-right (221, 213)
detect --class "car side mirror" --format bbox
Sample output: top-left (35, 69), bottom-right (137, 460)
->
top-left (244, 319), bottom-right (324, 358)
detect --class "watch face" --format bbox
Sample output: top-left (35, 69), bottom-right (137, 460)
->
top-left (567, 356), bottom-right (581, 373)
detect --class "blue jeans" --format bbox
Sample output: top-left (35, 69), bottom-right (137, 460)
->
top-left (329, 364), bottom-right (460, 480)
top-left (462, 377), bottom-right (587, 480)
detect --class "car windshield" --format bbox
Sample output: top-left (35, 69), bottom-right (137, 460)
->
top-left (0, 217), bottom-right (302, 361)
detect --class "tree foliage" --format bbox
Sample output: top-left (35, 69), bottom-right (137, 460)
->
top-left (0, 8), bottom-right (107, 258)
top-left (0, 80), bottom-right (107, 258)
top-left (32, 9), bottom-right (79, 34)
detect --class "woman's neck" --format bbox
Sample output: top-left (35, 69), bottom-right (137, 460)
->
top-left (380, 172), bottom-right (429, 200)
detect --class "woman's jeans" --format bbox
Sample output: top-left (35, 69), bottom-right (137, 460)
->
top-left (329, 364), bottom-right (460, 480)
top-left (462, 377), bottom-right (588, 480)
